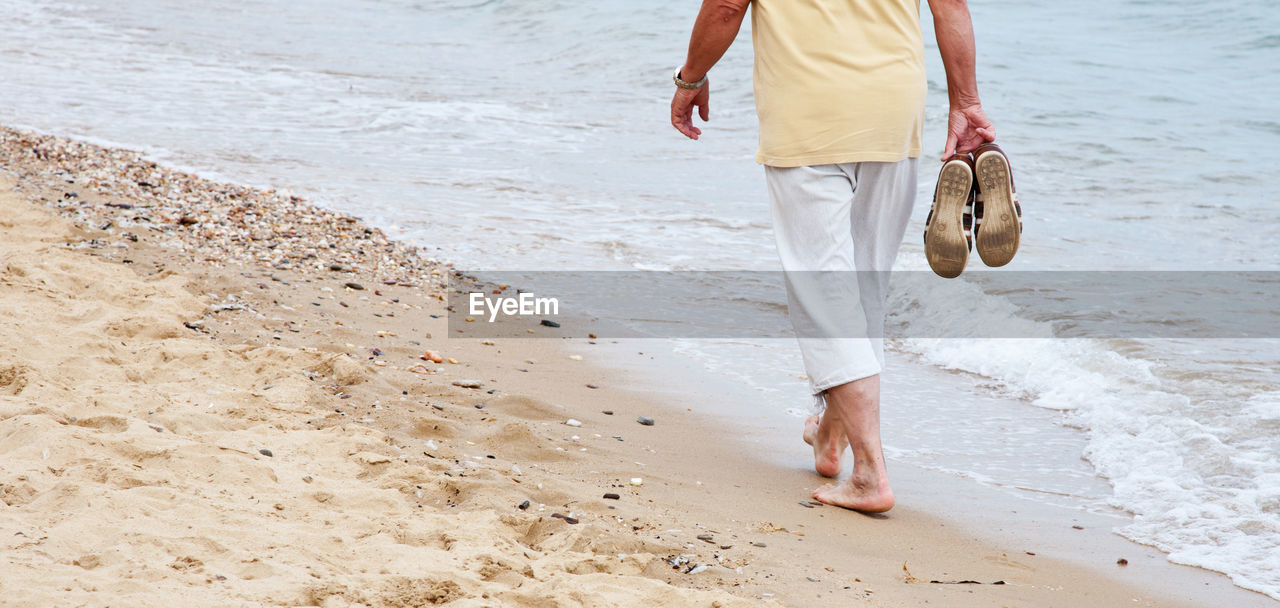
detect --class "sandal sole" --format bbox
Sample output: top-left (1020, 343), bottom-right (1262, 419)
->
top-left (924, 159), bottom-right (973, 279)
top-left (974, 150), bottom-right (1020, 267)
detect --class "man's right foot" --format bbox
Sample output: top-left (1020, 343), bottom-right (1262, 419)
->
top-left (802, 414), bottom-right (846, 478)
top-left (812, 474), bottom-right (895, 513)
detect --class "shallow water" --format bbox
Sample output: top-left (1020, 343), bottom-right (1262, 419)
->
top-left (2, 0), bottom-right (1277, 597)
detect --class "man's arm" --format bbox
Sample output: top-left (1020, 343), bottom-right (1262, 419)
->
top-left (671, 0), bottom-right (751, 140)
top-left (928, 0), bottom-right (995, 158)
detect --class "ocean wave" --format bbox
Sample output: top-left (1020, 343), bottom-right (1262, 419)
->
top-left (889, 273), bottom-right (1280, 599)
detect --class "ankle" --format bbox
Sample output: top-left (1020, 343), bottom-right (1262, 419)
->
top-left (851, 458), bottom-right (889, 485)
top-left (817, 426), bottom-right (842, 448)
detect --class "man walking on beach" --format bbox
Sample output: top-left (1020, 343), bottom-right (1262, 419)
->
top-left (671, 0), bottom-right (994, 512)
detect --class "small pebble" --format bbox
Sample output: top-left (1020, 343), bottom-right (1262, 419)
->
top-left (565, 419), bottom-right (582, 427)
top-left (603, 493), bottom-right (620, 500)
top-left (452, 380), bottom-right (483, 389)
top-left (602, 410), bottom-right (614, 415)
top-left (344, 282), bottom-right (365, 290)
top-left (697, 534), bottom-right (715, 543)
top-left (517, 500), bottom-right (530, 510)
top-left (752, 542), bottom-right (767, 548)
top-left (540, 319), bottom-right (560, 328)
top-left (568, 354), bottom-right (583, 361)
top-left (259, 449), bottom-right (273, 457)
top-left (1116, 558), bottom-right (1128, 566)
top-left (586, 383), bottom-right (599, 389)
top-left (629, 477), bottom-right (643, 486)
top-left (636, 416), bottom-right (655, 426)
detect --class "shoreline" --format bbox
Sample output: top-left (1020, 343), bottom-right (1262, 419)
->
top-left (0, 125), bottom-right (1271, 606)
top-left (589, 337), bottom-right (1277, 607)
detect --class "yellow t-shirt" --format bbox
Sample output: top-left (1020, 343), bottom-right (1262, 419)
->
top-left (751, 0), bottom-right (927, 167)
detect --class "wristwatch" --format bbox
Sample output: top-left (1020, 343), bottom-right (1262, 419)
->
top-left (673, 68), bottom-right (707, 90)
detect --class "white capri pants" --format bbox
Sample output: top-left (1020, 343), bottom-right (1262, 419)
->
top-left (765, 159), bottom-right (918, 400)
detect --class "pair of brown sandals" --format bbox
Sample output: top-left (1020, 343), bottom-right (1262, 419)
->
top-left (923, 143), bottom-right (1022, 278)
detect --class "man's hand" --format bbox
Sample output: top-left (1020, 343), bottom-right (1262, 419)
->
top-left (944, 103), bottom-right (995, 158)
top-left (671, 83), bottom-right (710, 140)
top-left (670, 0), bottom-right (749, 140)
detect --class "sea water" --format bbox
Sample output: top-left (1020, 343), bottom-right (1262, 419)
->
top-left (1, 0), bottom-right (1277, 598)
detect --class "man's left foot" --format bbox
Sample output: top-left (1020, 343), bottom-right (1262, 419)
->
top-left (812, 475), bottom-right (895, 513)
top-left (802, 414), bottom-right (845, 477)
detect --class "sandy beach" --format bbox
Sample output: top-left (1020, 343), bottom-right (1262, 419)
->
top-left (0, 127), bottom-right (1267, 607)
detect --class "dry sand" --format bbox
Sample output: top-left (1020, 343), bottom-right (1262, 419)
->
top-left (0, 129), bottom-right (1262, 607)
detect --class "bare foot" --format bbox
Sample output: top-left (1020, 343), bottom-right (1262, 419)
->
top-left (802, 414), bottom-right (845, 478)
top-left (812, 475), bottom-right (895, 513)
